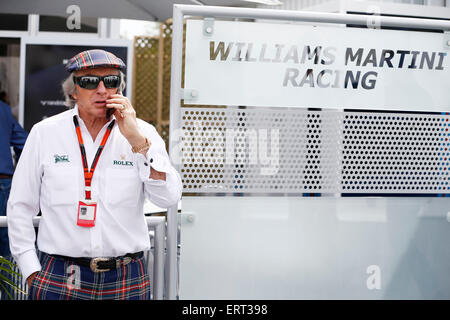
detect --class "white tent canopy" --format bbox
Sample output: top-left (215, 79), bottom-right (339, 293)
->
top-left (0, 0), bottom-right (257, 21)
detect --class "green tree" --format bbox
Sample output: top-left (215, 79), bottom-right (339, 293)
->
top-left (0, 256), bottom-right (25, 300)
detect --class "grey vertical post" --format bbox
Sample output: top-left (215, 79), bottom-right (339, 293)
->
top-left (145, 230), bottom-right (154, 299)
top-left (167, 4), bottom-right (184, 300)
top-left (153, 219), bottom-right (165, 300)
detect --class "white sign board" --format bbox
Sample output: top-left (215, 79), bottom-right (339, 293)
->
top-left (185, 20), bottom-right (450, 111)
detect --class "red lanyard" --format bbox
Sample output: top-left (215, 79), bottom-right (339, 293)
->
top-left (73, 115), bottom-right (115, 200)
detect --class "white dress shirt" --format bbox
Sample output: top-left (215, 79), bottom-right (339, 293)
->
top-left (7, 106), bottom-right (182, 281)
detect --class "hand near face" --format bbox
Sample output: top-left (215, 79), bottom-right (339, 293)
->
top-left (106, 93), bottom-right (165, 181)
top-left (106, 93), bottom-right (146, 147)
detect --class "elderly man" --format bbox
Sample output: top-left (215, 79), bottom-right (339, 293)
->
top-left (7, 49), bottom-right (182, 300)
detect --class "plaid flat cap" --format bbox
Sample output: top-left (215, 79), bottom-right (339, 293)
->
top-left (66, 49), bottom-right (126, 72)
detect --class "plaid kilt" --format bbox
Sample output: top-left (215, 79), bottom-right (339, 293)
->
top-left (28, 253), bottom-right (150, 300)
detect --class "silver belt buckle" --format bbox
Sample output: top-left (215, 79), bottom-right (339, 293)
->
top-left (90, 257), bottom-right (110, 272)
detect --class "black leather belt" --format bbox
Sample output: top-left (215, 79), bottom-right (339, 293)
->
top-left (0, 174), bottom-right (12, 179)
top-left (50, 252), bottom-right (144, 272)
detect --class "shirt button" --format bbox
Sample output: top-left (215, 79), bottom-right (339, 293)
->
top-left (144, 162), bottom-right (148, 166)
top-left (150, 158), bottom-right (153, 163)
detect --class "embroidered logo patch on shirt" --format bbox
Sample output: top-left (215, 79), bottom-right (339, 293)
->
top-left (113, 155), bottom-right (133, 166)
top-left (113, 160), bottom-right (134, 166)
top-left (54, 154), bottom-right (70, 163)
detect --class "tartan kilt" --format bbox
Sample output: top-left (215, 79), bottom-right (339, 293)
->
top-left (28, 252), bottom-right (151, 300)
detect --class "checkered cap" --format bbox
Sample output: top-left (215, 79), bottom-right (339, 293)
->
top-left (66, 49), bottom-right (126, 72)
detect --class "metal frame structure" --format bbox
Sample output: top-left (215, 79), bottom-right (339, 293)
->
top-left (0, 216), bottom-right (166, 300)
top-left (168, 4), bottom-right (450, 299)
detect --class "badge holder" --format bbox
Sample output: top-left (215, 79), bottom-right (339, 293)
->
top-left (77, 188), bottom-right (97, 228)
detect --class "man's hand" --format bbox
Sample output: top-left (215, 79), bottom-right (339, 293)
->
top-left (106, 93), bottom-right (154, 154)
top-left (106, 94), bottom-right (166, 181)
top-left (106, 93), bottom-right (142, 143)
top-left (27, 271), bottom-right (39, 287)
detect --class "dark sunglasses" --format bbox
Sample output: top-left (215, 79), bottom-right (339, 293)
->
top-left (73, 75), bottom-right (121, 89)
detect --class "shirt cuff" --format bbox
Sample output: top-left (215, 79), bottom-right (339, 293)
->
top-left (132, 148), bottom-right (170, 184)
top-left (16, 249), bottom-right (41, 286)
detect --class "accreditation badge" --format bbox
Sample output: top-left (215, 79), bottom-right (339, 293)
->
top-left (77, 200), bottom-right (97, 227)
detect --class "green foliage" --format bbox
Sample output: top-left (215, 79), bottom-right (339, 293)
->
top-left (0, 256), bottom-right (25, 300)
